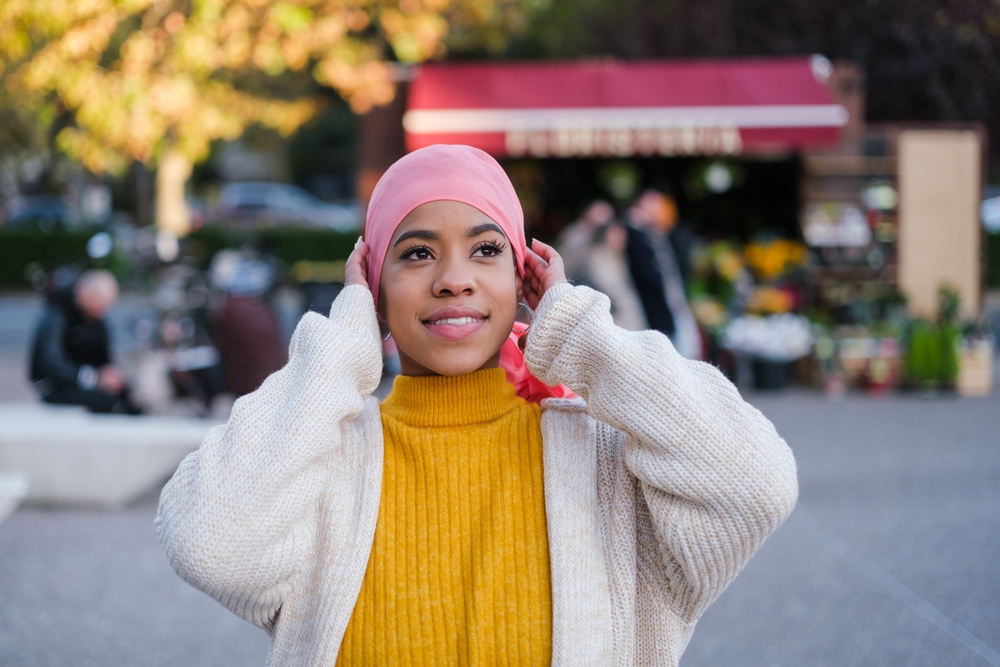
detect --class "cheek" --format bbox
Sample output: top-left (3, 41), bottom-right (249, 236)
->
top-left (488, 269), bottom-right (520, 319)
top-left (380, 272), bottom-right (421, 325)
top-left (378, 282), bottom-right (418, 324)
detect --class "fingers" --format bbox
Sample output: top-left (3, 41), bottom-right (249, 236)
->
top-left (521, 275), bottom-right (541, 311)
top-left (524, 246), bottom-right (551, 284)
top-left (345, 237), bottom-right (370, 288)
top-left (522, 250), bottom-right (546, 294)
top-left (531, 238), bottom-right (565, 275)
top-left (526, 238), bottom-right (567, 292)
top-left (530, 238), bottom-right (559, 263)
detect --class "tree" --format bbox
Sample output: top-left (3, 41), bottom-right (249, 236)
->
top-left (0, 0), bottom-right (527, 235)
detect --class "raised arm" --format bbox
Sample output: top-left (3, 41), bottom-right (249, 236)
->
top-left (155, 285), bottom-right (383, 631)
top-left (525, 281), bottom-right (798, 621)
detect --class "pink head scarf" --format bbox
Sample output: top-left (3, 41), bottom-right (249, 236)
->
top-left (365, 144), bottom-right (576, 403)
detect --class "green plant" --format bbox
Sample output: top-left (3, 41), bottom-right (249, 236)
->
top-left (937, 284), bottom-right (960, 326)
top-left (0, 229), bottom-right (92, 287)
top-left (904, 319), bottom-right (960, 389)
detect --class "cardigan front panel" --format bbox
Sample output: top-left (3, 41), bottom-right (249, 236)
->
top-left (539, 402), bottom-right (615, 666)
top-left (265, 397), bottom-right (385, 667)
top-left (264, 398), bottom-right (620, 667)
top-left (263, 401), bottom-right (696, 667)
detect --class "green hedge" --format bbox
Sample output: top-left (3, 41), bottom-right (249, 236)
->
top-left (0, 229), bottom-right (92, 287)
top-left (0, 227), bottom-right (357, 288)
top-left (988, 232), bottom-right (1000, 288)
top-left (186, 227), bottom-right (357, 267)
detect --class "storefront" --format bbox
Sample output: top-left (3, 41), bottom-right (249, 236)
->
top-left (360, 56), bottom-right (989, 394)
top-left (401, 57), bottom-right (846, 234)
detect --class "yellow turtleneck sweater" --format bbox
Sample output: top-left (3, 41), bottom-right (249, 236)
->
top-left (336, 368), bottom-right (552, 667)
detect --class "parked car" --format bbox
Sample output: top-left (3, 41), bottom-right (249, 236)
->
top-left (210, 182), bottom-right (359, 232)
top-left (3, 195), bottom-right (74, 232)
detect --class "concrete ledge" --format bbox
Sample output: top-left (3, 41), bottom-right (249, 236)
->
top-left (0, 470), bottom-right (29, 525)
top-left (0, 403), bottom-right (216, 508)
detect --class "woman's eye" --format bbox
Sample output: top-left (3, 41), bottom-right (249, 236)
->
top-left (473, 242), bottom-right (505, 258)
top-left (400, 246), bottom-right (433, 261)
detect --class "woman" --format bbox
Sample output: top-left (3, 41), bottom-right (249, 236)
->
top-left (157, 145), bottom-right (798, 667)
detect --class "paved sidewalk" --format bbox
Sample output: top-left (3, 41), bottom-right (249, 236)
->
top-left (2, 290), bottom-right (998, 666)
top-left (685, 390), bottom-right (1000, 667)
top-left (1, 387), bottom-right (998, 666)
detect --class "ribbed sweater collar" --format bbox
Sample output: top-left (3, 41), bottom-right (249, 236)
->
top-left (380, 367), bottom-right (524, 428)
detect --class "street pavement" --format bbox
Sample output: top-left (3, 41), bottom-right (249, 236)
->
top-left (1, 292), bottom-right (998, 666)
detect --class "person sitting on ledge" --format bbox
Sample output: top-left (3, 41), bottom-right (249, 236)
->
top-left (29, 269), bottom-right (140, 414)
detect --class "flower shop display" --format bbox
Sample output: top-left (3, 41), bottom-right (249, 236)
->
top-left (721, 314), bottom-right (814, 362)
top-left (721, 314), bottom-right (814, 390)
top-left (685, 232), bottom-right (990, 399)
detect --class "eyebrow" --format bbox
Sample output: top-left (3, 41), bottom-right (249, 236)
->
top-left (393, 229), bottom-right (439, 246)
top-left (467, 222), bottom-right (506, 238)
top-left (392, 222), bottom-right (506, 247)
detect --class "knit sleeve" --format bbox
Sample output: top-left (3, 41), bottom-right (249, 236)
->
top-left (155, 285), bottom-right (383, 632)
top-left (524, 283), bottom-right (798, 622)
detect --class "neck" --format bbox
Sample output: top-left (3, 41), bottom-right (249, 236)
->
top-left (396, 348), bottom-right (502, 377)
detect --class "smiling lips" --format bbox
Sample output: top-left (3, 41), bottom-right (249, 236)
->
top-left (422, 308), bottom-right (487, 340)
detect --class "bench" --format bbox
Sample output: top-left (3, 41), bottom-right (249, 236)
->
top-left (0, 403), bottom-right (216, 508)
top-left (0, 471), bottom-right (28, 525)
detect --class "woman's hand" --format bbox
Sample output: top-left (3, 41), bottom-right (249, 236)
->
top-left (522, 239), bottom-right (567, 311)
top-left (345, 237), bottom-right (370, 290)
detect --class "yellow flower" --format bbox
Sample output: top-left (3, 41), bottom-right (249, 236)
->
top-left (692, 298), bottom-right (728, 329)
top-left (744, 240), bottom-right (808, 280)
top-left (747, 287), bottom-right (794, 314)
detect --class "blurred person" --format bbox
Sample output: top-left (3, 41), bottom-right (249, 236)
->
top-left (29, 269), bottom-right (140, 414)
top-left (626, 190), bottom-right (702, 359)
top-left (158, 145), bottom-right (797, 666)
top-left (556, 199), bottom-right (615, 282)
top-left (557, 201), bottom-right (647, 331)
top-left (209, 249), bottom-right (287, 397)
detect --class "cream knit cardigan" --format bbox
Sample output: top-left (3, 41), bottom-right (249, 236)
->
top-left (156, 282), bottom-right (798, 667)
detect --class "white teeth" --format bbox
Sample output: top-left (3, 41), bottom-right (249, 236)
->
top-left (428, 317), bottom-right (479, 325)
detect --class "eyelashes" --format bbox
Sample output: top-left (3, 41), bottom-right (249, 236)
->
top-left (473, 239), bottom-right (509, 257)
top-left (397, 238), bottom-right (508, 260)
top-left (397, 243), bottom-right (432, 260)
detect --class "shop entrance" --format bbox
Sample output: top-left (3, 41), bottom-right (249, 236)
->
top-left (503, 155), bottom-right (802, 243)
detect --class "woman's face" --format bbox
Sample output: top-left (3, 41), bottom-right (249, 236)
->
top-left (379, 200), bottom-right (520, 377)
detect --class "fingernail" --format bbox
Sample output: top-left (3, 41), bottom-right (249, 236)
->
top-left (355, 235), bottom-right (363, 249)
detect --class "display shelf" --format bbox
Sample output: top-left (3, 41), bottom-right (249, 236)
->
top-left (803, 155), bottom-right (897, 177)
top-left (800, 126), bottom-right (902, 311)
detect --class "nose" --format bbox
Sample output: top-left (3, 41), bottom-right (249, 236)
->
top-left (432, 255), bottom-right (476, 297)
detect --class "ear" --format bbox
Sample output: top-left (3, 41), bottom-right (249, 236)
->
top-left (376, 285), bottom-right (388, 323)
top-left (515, 271), bottom-right (524, 304)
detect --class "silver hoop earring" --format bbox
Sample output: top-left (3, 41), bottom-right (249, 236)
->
top-left (383, 331), bottom-right (392, 342)
top-left (517, 301), bottom-right (534, 332)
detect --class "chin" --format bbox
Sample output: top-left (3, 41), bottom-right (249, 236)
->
top-left (400, 333), bottom-right (506, 377)
top-left (422, 352), bottom-right (498, 377)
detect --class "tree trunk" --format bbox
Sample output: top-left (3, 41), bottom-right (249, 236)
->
top-left (155, 148), bottom-right (192, 236)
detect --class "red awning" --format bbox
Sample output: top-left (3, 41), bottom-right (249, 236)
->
top-left (404, 57), bottom-right (847, 158)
